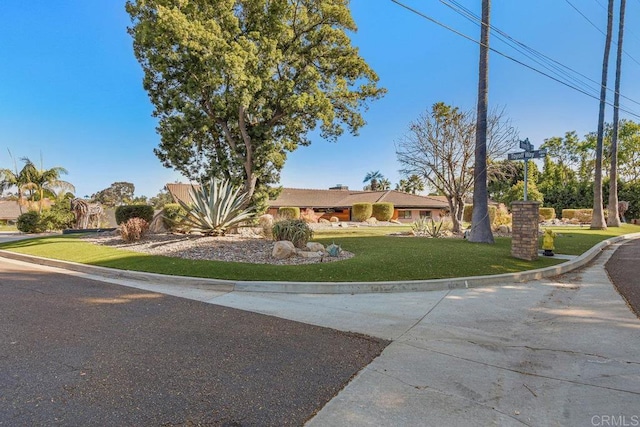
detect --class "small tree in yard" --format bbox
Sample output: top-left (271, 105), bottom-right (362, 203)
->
top-left (396, 102), bottom-right (516, 233)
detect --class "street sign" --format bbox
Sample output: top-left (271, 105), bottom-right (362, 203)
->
top-left (508, 149), bottom-right (546, 161)
top-left (532, 148), bottom-right (547, 159)
top-left (519, 139), bottom-right (533, 152)
top-left (507, 139), bottom-right (543, 202)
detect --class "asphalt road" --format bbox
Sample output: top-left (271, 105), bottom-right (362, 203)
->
top-left (0, 261), bottom-right (388, 426)
top-left (606, 237), bottom-right (640, 318)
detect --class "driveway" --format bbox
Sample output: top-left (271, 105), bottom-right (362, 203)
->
top-left (0, 259), bottom-right (387, 426)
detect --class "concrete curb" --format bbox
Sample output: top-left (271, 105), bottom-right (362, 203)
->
top-left (2, 232), bottom-right (639, 294)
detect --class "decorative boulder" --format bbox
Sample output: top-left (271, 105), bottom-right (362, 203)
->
top-left (390, 219), bottom-right (401, 225)
top-left (329, 216), bottom-right (339, 223)
top-left (339, 222), bottom-right (349, 228)
top-left (296, 250), bottom-right (323, 258)
top-left (148, 212), bottom-right (168, 234)
top-left (258, 214), bottom-right (274, 228)
top-left (272, 240), bottom-right (296, 259)
top-left (319, 218), bottom-right (330, 224)
top-left (365, 217), bottom-right (378, 225)
top-left (306, 242), bottom-right (325, 252)
top-left (497, 225), bottom-right (511, 234)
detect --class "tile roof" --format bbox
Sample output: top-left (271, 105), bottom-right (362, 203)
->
top-left (166, 184), bottom-right (450, 210)
top-left (0, 201), bottom-right (22, 220)
top-left (166, 183), bottom-right (199, 206)
top-left (269, 188), bottom-right (449, 209)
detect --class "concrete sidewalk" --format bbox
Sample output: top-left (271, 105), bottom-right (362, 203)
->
top-left (1, 239), bottom-right (639, 425)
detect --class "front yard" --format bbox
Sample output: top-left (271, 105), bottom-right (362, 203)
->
top-left (1, 224), bottom-right (637, 282)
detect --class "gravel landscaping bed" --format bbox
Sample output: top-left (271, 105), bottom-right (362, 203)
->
top-left (82, 232), bottom-right (354, 265)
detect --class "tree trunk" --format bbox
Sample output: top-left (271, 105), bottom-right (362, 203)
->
top-left (592, 0), bottom-right (615, 230)
top-left (607, 0), bottom-right (625, 227)
top-left (447, 196), bottom-right (461, 233)
top-left (456, 197), bottom-right (465, 225)
top-left (468, 0), bottom-right (494, 243)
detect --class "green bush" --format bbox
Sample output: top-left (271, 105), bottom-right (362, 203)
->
top-left (352, 203), bottom-right (373, 222)
top-left (115, 205), bottom-right (154, 225)
top-left (372, 202), bottom-right (394, 221)
top-left (272, 219), bottom-right (313, 248)
top-left (162, 203), bottom-right (187, 230)
top-left (562, 209), bottom-right (576, 220)
top-left (39, 202), bottom-right (75, 231)
top-left (17, 211), bottom-right (42, 233)
top-left (463, 205), bottom-right (497, 225)
top-left (539, 207), bottom-right (556, 221)
top-left (278, 206), bottom-right (300, 219)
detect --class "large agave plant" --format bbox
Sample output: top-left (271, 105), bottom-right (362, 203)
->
top-left (176, 178), bottom-right (256, 236)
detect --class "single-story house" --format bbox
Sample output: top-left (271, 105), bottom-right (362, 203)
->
top-left (0, 200), bottom-right (23, 223)
top-left (166, 183), bottom-right (449, 223)
top-left (267, 187), bottom-right (449, 223)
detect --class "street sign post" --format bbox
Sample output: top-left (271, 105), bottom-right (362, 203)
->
top-left (507, 140), bottom-right (546, 201)
top-left (519, 138), bottom-right (534, 152)
top-left (507, 149), bottom-right (546, 161)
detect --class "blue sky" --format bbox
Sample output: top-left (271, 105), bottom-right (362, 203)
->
top-left (1, 0), bottom-right (639, 198)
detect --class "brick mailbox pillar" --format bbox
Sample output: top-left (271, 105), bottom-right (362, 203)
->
top-left (511, 201), bottom-right (540, 261)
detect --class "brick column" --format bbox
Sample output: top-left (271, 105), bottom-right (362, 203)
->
top-left (511, 201), bottom-right (540, 261)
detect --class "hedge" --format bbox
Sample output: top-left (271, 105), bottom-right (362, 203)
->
top-left (115, 205), bottom-right (154, 225)
top-left (278, 206), bottom-right (300, 219)
top-left (372, 202), bottom-right (394, 221)
top-left (539, 207), bottom-right (556, 220)
top-left (562, 208), bottom-right (593, 223)
top-left (352, 203), bottom-right (373, 222)
top-left (463, 205), bottom-right (497, 225)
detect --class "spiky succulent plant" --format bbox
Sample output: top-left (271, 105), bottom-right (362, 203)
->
top-left (176, 178), bottom-right (256, 236)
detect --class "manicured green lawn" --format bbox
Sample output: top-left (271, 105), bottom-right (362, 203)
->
top-left (2, 223), bottom-right (637, 282)
top-left (545, 224), bottom-right (640, 255)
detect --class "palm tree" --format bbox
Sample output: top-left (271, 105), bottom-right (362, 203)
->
top-left (378, 178), bottom-right (391, 190)
top-left (0, 151), bottom-right (32, 214)
top-left (592, 0), bottom-right (615, 230)
top-left (396, 174), bottom-right (425, 194)
top-left (21, 157), bottom-right (75, 213)
top-left (363, 170), bottom-right (384, 191)
top-left (607, 0), bottom-right (626, 227)
top-left (468, 0), bottom-right (494, 243)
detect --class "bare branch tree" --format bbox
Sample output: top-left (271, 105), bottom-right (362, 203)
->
top-left (396, 102), bottom-right (517, 233)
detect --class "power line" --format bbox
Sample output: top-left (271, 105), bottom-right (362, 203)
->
top-left (565, 0), bottom-right (607, 37)
top-left (388, 0), bottom-right (640, 120)
top-left (564, 0), bottom-right (640, 68)
top-left (442, 0), bottom-right (640, 110)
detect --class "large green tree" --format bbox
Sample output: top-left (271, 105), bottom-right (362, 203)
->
top-left (126, 0), bottom-right (385, 208)
top-left (91, 182), bottom-right (135, 207)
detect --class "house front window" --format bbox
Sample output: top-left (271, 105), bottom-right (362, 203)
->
top-left (419, 210), bottom-right (432, 218)
top-left (398, 210), bottom-right (412, 219)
